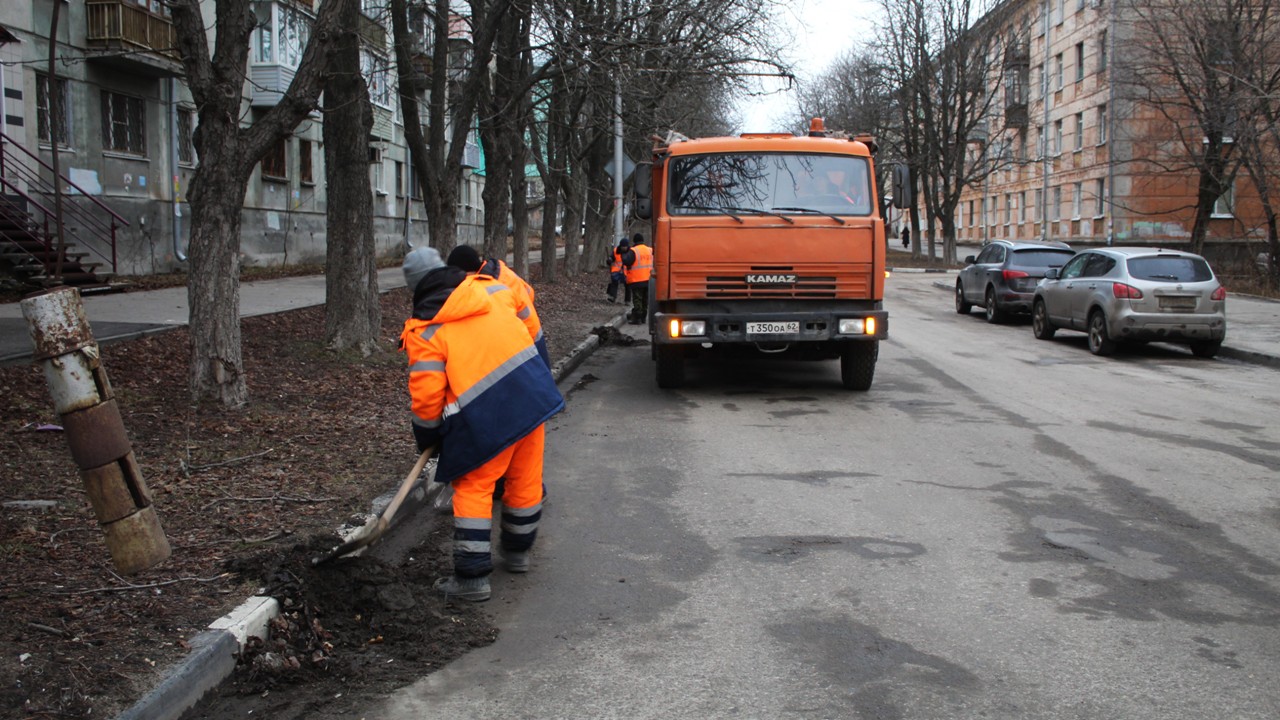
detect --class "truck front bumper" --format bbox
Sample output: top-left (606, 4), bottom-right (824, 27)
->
top-left (652, 309), bottom-right (888, 345)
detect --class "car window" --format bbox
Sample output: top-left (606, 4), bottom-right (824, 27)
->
top-left (993, 245), bottom-right (1007, 263)
top-left (1011, 249), bottom-right (1075, 267)
top-left (976, 245), bottom-right (999, 263)
top-left (1059, 254), bottom-right (1090, 279)
top-left (1082, 254), bottom-right (1115, 277)
top-left (1127, 256), bottom-right (1214, 282)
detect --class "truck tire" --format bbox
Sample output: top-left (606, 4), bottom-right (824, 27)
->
top-left (840, 341), bottom-right (878, 391)
top-left (655, 344), bottom-right (685, 388)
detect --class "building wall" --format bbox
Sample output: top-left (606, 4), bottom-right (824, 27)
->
top-left (957, 0), bottom-right (1260, 251)
top-left (3, 0), bottom-right (486, 280)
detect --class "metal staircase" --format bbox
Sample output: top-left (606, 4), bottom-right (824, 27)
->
top-left (0, 131), bottom-right (125, 292)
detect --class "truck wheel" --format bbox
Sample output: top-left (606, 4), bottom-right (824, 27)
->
top-left (655, 344), bottom-right (685, 388)
top-left (840, 341), bottom-right (878, 391)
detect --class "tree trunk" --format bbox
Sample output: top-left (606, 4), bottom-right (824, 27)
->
top-left (186, 152), bottom-right (250, 407)
top-left (323, 2), bottom-right (379, 354)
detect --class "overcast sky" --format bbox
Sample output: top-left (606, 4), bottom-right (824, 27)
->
top-left (737, 0), bottom-right (885, 133)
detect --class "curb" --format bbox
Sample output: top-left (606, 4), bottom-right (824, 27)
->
top-left (888, 267), bottom-right (958, 274)
top-left (113, 315), bottom-right (626, 720)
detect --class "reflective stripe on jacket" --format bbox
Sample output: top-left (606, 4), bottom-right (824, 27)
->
top-left (624, 243), bottom-right (653, 284)
top-left (401, 278), bottom-right (564, 484)
top-left (460, 273), bottom-right (550, 367)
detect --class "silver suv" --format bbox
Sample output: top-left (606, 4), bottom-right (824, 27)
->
top-left (1031, 247), bottom-right (1227, 357)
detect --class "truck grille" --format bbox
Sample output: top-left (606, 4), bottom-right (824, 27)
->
top-left (673, 266), bottom-right (871, 299)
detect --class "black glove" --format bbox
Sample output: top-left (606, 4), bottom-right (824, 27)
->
top-left (413, 424), bottom-right (441, 455)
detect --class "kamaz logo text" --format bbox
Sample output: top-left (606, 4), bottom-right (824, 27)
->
top-left (745, 274), bottom-right (797, 284)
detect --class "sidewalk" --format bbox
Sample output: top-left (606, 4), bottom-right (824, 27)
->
top-left (918, 275), bottom-right (1280, 368)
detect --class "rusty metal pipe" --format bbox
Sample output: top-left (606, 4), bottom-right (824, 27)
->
top-left (20, 287), bottom-right (171, 574)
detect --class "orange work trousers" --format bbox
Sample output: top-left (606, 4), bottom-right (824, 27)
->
top-left (451, 424), bottom-right (545, 577)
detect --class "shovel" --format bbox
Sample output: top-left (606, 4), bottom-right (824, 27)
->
top-left (311, 446), bottom-right (435, 565)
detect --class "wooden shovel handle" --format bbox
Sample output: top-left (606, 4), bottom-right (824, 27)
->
top-left (380, 446), bottom-right (435, 525)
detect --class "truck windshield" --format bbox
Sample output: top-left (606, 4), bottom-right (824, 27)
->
top-left (668, 153), bottom-right (873, 217)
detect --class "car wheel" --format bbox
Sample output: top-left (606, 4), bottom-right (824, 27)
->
top-left (840, 341), bottom-right (878, 391)
top-left (655, 344), bottom-right (685, 388)
top-left (984, 287), bottom-right (1006, 324)
top-left (955, 282), bottom-right (972, 314)
top-left (1087, 310), bottom-right (1116, 356)
top-left (1032, 299), bottom-right (1056, 340)
top-left (1190, 340), bottom-right (1222, 358)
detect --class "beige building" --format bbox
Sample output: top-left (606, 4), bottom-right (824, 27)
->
top-left (957, 0), bottom-right (1247, 254)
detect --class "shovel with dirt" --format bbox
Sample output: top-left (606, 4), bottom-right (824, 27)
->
top-left (312, 446), bottom-right (436, 565)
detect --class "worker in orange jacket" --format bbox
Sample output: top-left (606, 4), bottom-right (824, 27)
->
top-left (400, 247), bottom-right (565, 602)
top-left (446, 245), bottom-right (549, 367)
top-left (606, 237), bottom-right (630, 304)
top-left (621, 233), bottom-right (653, 325)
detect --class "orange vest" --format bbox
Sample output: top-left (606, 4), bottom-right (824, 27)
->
top-left (625, 243), bottom-right (653, 284)
top-left (610, 248), bottom-right (624, 274)
top-left (401, 280), bottom-right (563, 483)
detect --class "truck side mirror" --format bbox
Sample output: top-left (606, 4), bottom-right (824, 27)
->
top-left (635, 198), bottom-right (652, 220)
top-left (634, 164), bottom-right (652, 199)
top-left (891, 164), bottom-right (912, 209)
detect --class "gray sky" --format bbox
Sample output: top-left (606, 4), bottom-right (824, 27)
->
top-left (738, 0), bottom-right (883, 133)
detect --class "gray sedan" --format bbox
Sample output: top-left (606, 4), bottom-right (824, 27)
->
top-left (1031, 247), bottom-right (1227, 357)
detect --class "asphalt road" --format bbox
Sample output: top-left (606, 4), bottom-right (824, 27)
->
top-left (375, 273), bottom-right (1280, 719)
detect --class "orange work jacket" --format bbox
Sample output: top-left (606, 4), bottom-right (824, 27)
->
top-left (624, 243), bottom-right (653, 284)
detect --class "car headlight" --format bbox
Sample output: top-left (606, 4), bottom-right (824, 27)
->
top-left (668, 319), bottom-right (706, 338)
top-left (839, 318), bottom-right (875, 335)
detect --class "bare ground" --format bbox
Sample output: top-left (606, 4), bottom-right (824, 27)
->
top-left (0, 261), bottom-right (621, 720)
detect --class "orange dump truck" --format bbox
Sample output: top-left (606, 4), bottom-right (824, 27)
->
top-left (634, 118), bottom-right (909, 390)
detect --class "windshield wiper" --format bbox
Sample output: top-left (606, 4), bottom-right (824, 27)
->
top-left (1148, 274), bottom-right (1181, 281)
top-left (726, 206), bottom-right (795, 224)
top-left (680, 205), bottom-right (744, 223)
top-left (772, 206), bottom-right (847, 225)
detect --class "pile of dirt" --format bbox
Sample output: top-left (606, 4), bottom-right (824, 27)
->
top-left (183, 527), bottom-right (496, 719)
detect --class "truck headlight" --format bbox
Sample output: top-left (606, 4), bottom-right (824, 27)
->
top-left (668, 319), bottom-right (706, 338)
top-left (839, 318), bottom-right (875, 335)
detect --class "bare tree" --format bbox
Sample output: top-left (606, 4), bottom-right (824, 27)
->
top-left (323, 0), bottom-right (380, 353)
top-left (170, 0), bottom-right (351, 407)
top-left (1118, 0), bottom-right (1254, 254)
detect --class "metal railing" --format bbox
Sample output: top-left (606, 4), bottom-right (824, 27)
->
top-left (0, 130), bottom-right (126, 277)
top-left (85, 0), bottom-right (179, 60)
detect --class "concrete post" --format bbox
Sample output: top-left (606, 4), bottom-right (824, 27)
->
top-left (20, 287), bottom-right (171, 574)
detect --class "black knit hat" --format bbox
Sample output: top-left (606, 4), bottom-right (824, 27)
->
top-left (446, 245), bottom-right (483, 272)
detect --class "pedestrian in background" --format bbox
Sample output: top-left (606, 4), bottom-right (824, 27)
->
top-left (621, 233), bottom-right (652, 325)
top-left (606, 237), bottom-right (631, 304)
top-left (901, 226), bottom-right (910, 250)
top-left (400, 247), bottom-right (565, 602)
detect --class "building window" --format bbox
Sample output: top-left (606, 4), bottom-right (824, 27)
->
top-left (968, 199), bottom-right (975, 226)
top-left (1075, 43), bottom-right (1085, 82)
top-left (36, 73), bottom-right (72, 147)
top-left (1055, 53), bottom-right (1064, 90)
top-left (177, 107), bottom-right (196, 165)
top-left (1053, 119), bottom-right (1063, 155)
top-left (101, 91), bottom-right (147, 156)
top-left (1005, 193), bottom-right (1013, 224)
top-left (1031, 64), bottom-right (1040, 100)
top-left (1095, 179), bottom-right (1105, 217)
top-left (299, 139), bottom-right (313, 185)
top-left (370, 146), bottom-right (386, 194)
top-left (1213, 182), bottom-right (1235, 217)
top-left (362, 50), bottom-right (392, 108)
top-left (1098, 104), bottom-right (1108, 144)
top-left (1020, 190), bottom-right (1028, 223)
top-left (1072, 182), bottom-right (1082, 219)
top-left (261, 138), bottom-right (287, 180)
top-left (1034, 188), bottom-right (1043, 222)
top-left (1099, 31), bottom-right (1108, 72)
top-left (1055, 0), bottom-right (1065, 25)
top-left (1035, 126), bottom-right (1044, 158)
top-left (1075, 112), bottom-right (1085, 151)
top-left (395, 160), bottom-right (404, 197)
top-left (255, 2), bottom-right (311, 68)
top-left (1052, 186), bottom-right (1062, 222)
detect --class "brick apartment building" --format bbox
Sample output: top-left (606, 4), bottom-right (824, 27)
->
top-left (955, 0), bottom-right (1256, 257)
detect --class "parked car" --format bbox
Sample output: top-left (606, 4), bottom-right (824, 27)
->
top-left (1031, 247), bottom-right (1227, 357)
top-left (956, 240), bottom-right (1075, 323)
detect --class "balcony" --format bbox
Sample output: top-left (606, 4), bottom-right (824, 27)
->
top-left (85, 0), bottom-right (183, 77)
